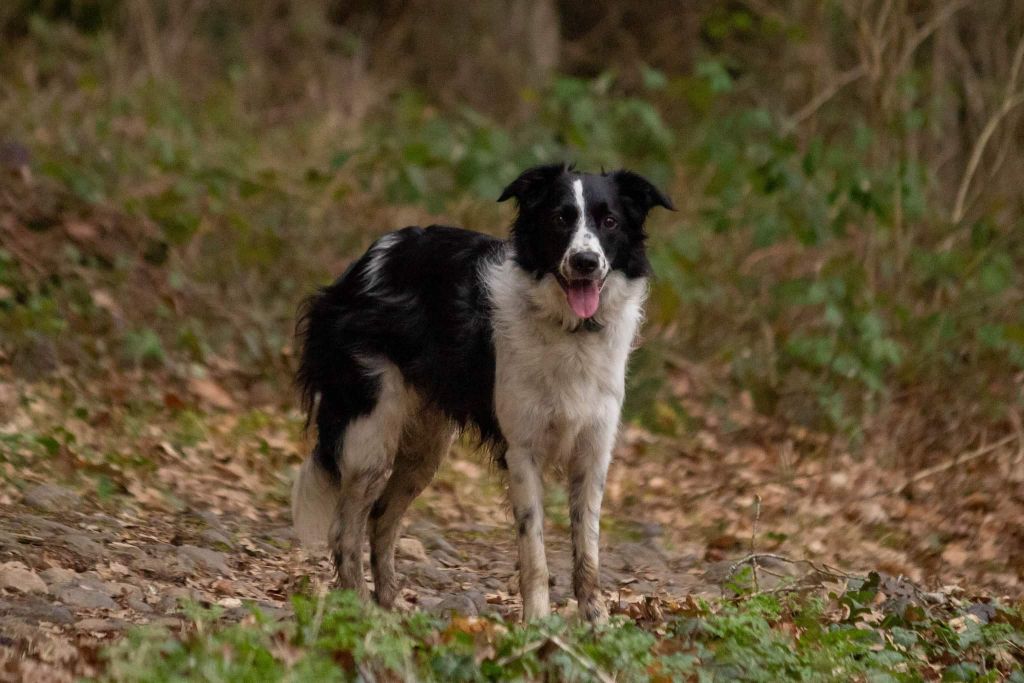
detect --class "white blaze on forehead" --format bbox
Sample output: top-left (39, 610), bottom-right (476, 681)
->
top-left (562, 178), bottom-right (608, 278)
top-left (572, 178), bottom-right (588, 236)
top-left (362, 231), bottom-right (401, 294)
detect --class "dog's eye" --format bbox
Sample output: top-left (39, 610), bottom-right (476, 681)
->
top-left (552, 214), bottom-right (568, 227)
top-left (602, 215), bottom-right (618, 229)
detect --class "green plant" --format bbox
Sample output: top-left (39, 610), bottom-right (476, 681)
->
top-left (102, 588), bottom-right (1024, 682)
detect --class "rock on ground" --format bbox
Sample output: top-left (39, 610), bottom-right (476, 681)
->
top-left (396, 537), bottom-right (430, 563)
top-left (22, 484), bottom-right (81, 512)
top-left (0, 562), bottom-right (48, 594)
top-left (176, 545), bottom-right (230, 574)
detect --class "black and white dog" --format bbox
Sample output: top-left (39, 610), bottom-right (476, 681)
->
top-left (292, 163), bottom-right (673, 621)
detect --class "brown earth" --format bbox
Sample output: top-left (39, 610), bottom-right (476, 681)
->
top-left (2, 366), bottom-right (1023, 680)
top-left (1, 177), bottom-right (1023, 680)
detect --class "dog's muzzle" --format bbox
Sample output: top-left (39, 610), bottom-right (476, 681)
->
top-left (558, 250), bottom-right (608, 319)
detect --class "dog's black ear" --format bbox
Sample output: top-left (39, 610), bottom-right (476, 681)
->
top-left (611, 170), bottom-right (676, 215)
top-left (497, 163), bottom-right (568, 205)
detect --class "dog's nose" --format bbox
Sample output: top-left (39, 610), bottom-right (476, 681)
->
top-left (569, 251), bottom-right (600, 275)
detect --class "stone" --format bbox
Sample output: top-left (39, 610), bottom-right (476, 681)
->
top-left (406, 564), bottom-right (448, 586)
top-left (0, 562), bottom-right (48, 594)
top-left (109, 582), bottom-right (142, 599)
top-left (0, 530), bottom-right (20, 550)
top-left (434, 551), bottom-right (461, 567)
top-left (429, 594), bottom-right (478, 618)
top-left (127, 597), bottom-right (153, 613)
top-left (198, 528), bottom-right (234, 550)
top-left (19, 515), bottom-right (77, 537)
top-left (418, 596), bottom-right (443, 611)
top-left (109, 543), bottom-right (146, 561)
top-left (396, 537), bottom-right (429, 563)
top-left (196, 510), bottom-right (227, 530)
top-left (39, 567), bottom-right (77, 587)
top-left (75, 617), bottom-right (127, 632)
top-left (0, 597), bottom-right (73, 625)
top-left (159, 586), bottom-right (203, 612)
top-left (464, 590), bottom-right (490, 614)
top-left (54, 585), bottom-right (118, 610)
top-left (71, 572), bottom-right (111, 593)
top-left (254, 604), bottom-right (290, 621)
top-left (262, 526), bottom-right (297, 544)
top-left (22, 484), bottom-right (80, 512)
top-left (135, 550), bottom-right (194, 581)
top-left (176, 545), bottom-right (230, 574)
top-left (62, 534), bottom-right (104, 560)
top-left (414, 528), bottom-right (460, 556)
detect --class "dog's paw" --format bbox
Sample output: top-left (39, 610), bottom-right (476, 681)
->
top-left (372, 584), bottom-right (399, 609)
top-left (580, 596), bottom-right (609, 624)
top-left (391, 593), bottom-right (417, 612)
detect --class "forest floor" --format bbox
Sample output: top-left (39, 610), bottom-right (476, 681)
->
top-left (2, 366), bottom-right (1023, 679)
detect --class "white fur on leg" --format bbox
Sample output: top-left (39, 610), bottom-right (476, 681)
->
top-left (291, 456), bottom-right (340, 550)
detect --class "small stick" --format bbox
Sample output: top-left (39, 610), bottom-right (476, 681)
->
top-left (305, 581), bottom-right (328, 645)
top-left (749, 495), bottom-right (762, 593)
top-left (493, 639), bottom-right (547, 668)
top-left (728, 552), bottom-right (794, 578)
top-left (548, 635), bottom-right (615, 683)
top-left (728, 553), bottom-right (863, 583)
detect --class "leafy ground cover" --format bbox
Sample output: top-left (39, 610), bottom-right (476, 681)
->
top-left (2, 3), bottom-right (1024, 680)
top-left (105, 588), bottom-right (1024, 682)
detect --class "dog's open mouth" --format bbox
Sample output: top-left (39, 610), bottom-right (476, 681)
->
top-left (557, 276), bottom-right (604, 319)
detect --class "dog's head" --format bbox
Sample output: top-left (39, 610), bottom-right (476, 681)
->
top-left (499, 163), bottom-right (674, 320)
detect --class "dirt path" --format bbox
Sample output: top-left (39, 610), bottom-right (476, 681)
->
top-left (0, 473), bottom-right (715, 681)
top-left (2, 377), bottom-right (1022, 681)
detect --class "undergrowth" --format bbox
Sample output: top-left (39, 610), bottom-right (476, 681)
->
top-left (2, 5), bottom-right (1023, 460)
top-left (103, 585), bottom-right (1024, 682)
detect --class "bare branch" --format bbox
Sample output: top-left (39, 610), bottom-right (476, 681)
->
top-left (786, 64), bottom-right (868, 132)
top-left (952, 34), bottom-right (1024, 223)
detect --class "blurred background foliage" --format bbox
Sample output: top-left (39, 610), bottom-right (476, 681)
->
top-left (1, 0), bottom-right (1023, 468)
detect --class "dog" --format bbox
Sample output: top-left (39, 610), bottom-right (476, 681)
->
top-left (291, 163), bottom-right (673, 621)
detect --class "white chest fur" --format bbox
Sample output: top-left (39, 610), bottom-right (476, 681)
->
top-left (485, 257), bottom-right (646, 462)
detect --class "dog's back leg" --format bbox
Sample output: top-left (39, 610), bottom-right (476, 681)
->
top-left (369, 408), bottom-right (453, 608)
top-left (328, 359), bottom-right (417, 600)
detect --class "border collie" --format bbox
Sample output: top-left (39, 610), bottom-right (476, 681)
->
top-left (292, 163), bottom-right (673, 621)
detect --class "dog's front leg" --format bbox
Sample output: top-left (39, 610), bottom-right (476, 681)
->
top-left (506, 446), bottom-right (550, 620)
top-left (568, 423), bottom-right (614, 623)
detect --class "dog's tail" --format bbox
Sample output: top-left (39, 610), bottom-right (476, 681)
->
top-left (291, 455), bottom-right (339, 549)
top-left (292, 286), bottom-right (345, 550)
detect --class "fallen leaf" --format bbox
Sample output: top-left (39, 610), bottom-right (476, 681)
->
top-left (189, 377), bottom-right (236, 410)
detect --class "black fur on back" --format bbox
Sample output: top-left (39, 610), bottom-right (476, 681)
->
top-left (295, 226), bottom-right (508, 477)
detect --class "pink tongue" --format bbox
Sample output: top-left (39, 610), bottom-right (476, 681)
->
top-left (566, 281), bottom-right (600, 318)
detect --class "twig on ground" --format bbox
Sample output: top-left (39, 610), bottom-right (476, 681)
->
top-left (749, 494), bottom-right (762, 593)
top-left (306, 582), bottom-right (328, 645)
top-left (690, 471), bottom-right (822, 500)
top-left (726, 553), bottom-right (866, 597)
top-left (493, 634), bottom-right (614, 683)
top-left (890, 434), bottom-right (1017, 496)
top-left (728, 552), bottom-right (796, 579)
top-left (493, 639), bottom-right (547, 668)
top-left (548, 635), bottom-right (615, 683)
